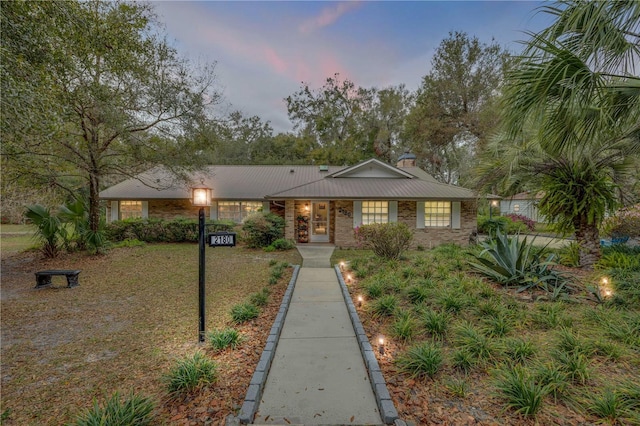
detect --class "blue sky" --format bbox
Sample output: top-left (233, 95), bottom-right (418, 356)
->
top-left (154, 1), bottom-right (553, 132)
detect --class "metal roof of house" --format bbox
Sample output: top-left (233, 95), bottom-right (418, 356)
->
top-left (99, 160), bottom-right (478, 201)
top-left (266, 177), bottom-right (476, 200)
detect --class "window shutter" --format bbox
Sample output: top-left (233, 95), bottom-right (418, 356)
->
top-left (389, 201), bottom-right (398, 223)
top-left (111, 201), bottom-right (119, 222)
top-left (353, 201), bottom-right (362, 228)
top-left (416, 201), bottom-right (425, 229)
top-left (452, 201), bottom-right (461, 229)
top-left (262, 201), bottom-right (270, 213)
top-left (142, 201), bottom-right (149, 219)
top-left (210, 201), bottom-right (218, 220)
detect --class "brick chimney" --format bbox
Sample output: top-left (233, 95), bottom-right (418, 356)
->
top-left (397, 149), bottom-right (417, 167)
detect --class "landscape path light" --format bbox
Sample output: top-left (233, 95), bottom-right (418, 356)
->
top-left (191, 181), bottom-right (212, 343)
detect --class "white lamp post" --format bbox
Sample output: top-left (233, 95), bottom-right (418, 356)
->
top-left (191, 182), bottom-right (211, 342)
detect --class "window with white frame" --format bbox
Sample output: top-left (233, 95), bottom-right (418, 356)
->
top-left (424, 201), bottom-right (451, 227)
top-left (362, 201), bottom-right (388, 225)
top-left (120, 201), bottom-right (143, 220)
top-left (218, 201), bottom-right (263, 222)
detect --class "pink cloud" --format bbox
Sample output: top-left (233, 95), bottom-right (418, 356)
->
top-left (299, 1), bottom-right (362, 34)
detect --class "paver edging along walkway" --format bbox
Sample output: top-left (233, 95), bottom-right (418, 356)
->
top-left (232, 265), bottom-right (301, 424)
top-left (334, 265), bottom-right (399, 425)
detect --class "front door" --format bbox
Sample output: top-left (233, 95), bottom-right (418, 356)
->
top-left (310, 201), bottom-right (329, 243)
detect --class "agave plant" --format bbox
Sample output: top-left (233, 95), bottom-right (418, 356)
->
top-left (468, 230), bottom-right (571, 295)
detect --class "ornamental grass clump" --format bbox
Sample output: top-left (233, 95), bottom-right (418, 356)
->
top-left (73, 391), bottom-right (155, 426)
top-left (493, 365), bottom-right (547, 417)
top-left (207, 328), bottom-right (243, 351)
top-left (396, 341), bottom-right (443, 379)
top-left (230, 303), bottom-right (260, 324)
top-left (164, 352), bottom-right (217, 395)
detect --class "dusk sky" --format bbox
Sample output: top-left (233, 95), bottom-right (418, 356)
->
top-left (154, 1), bottom-right (554, 133)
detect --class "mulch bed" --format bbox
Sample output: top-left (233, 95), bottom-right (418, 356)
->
top-left (159, 273), bottom-right (290, 425)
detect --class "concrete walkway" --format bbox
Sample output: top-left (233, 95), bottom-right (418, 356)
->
top-left (253, 245), bottom-right (382, 425)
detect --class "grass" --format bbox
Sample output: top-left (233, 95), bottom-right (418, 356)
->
top-left (396, 341), bottom-right (443, 379)
top-left (333, 245), bottom-right (640, 424)
top-left (164, 352), bottom-right (218, 394)
top-left (207, 327), bottom-right (243, 351)
top-left (230, 303), bottom-right (260, 323)
top-left (72, 391), bottom-right (155, 426)
top-left (493, 365), bottom-right (547, 417)
top-left (1, 243), bottom-right (301, 424)
top-left (0, 224), bottom-right (36, 254)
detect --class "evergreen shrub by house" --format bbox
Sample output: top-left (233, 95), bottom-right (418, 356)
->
top-left (354, 222), bottom-right (413, 260)
top-left (104, 218), bottom-right (235, 243)
top-left (242, 212), bottom-right (285, 248)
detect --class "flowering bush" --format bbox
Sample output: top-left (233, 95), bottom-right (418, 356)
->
top-left (503, 214), bottom-right (536, 232)
top-left (600, 204), bottom-right (640, 238)
top-left (354, 222), bottom-right (413, 260)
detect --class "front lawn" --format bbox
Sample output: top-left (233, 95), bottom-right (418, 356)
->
top-left (333, 245), bottom-right (640, 425)
top-left (0, 243), bottom-right (301, 425)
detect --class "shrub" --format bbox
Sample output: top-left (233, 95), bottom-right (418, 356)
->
top-left (208, 328), bottom-right (243, 351)
top-left (493, 365), bottom-right (547, 416)
top-left (600, 204), bottom-right (640, 238)
top-left (504, 214), bottom-right (536, 232)
top-left (230, 303), bottom-right (260, 323)
top-left (396, 341), bottom-right (443, 379)
top-left (269, 238), bottom-right (295, 251)
top-left (354, 222), bottom-right (413, 260)
top-left (242, 212), bottom-right (285, 248)
top-left (73, 391), bottom-right (155, 426)
top-left (164, 352), bottom-right (217, 394)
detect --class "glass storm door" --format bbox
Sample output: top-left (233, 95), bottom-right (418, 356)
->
top-left (310, 201), bottom-right (329, 243)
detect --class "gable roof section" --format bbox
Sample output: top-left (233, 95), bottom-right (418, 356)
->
top-left (266, 177), bottom-right (476, 200)
top-left (330, 158), bottom-right (415, 179)
top-left (99, 159), bottom-right (478, 201)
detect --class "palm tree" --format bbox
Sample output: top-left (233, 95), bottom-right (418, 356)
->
top-left (490, 0), bottom-right (640, 268)
top-left (24, 204), bottom-right (65, 258)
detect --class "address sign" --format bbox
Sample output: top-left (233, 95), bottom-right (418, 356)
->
top-left (208, 232), bottom-right (237, 247)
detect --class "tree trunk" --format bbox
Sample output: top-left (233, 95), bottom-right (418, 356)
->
top-left (574, 219), bottom-right (601, 269)
top-left (88, 174), bottom-right (101, 233)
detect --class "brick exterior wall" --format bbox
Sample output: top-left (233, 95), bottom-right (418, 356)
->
top-left (106, 198), bottom-right (477, 249)
top-left (334, 200), bottom-right (477, 249)
top-left (149, 200), bottom-right (205, 220)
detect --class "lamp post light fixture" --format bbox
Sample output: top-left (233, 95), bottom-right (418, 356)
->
top-left (489, 199), bottom-right (498, 220)
top-left (191, 182), bottom-right (212, 343)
